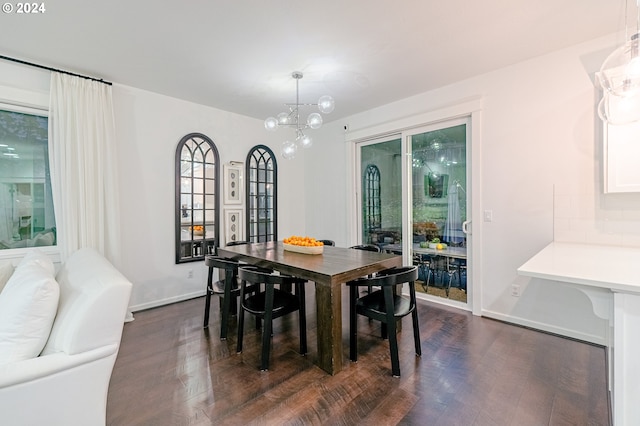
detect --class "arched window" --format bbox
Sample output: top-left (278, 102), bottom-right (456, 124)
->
top-left (245, 145), bottom-right (277, 242)
top-left (175, 133), bottom-right (220, 263)
top-left (363, 164), bottom-right (381, 242)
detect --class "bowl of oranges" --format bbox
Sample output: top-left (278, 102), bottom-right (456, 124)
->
top-left (190, 225), bottom-right (204, 236)
top-left (282, 235), bottom-right (325, 255)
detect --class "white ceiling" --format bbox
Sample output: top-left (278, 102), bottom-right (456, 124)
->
top-left (0, 0), bottom-right (626, 123)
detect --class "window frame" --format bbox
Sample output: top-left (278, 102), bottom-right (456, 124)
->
top-left (174, 133), bottom-right (220, 263)
top-left (0, 101), bottom-right (58, 260)
top-left (363, 164), bottom-right (382, 235)
top-left (245, 145), bottom-right (278, 243)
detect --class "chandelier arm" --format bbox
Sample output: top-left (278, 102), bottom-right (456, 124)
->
top-left (276, 123), bottom-right (310, 129)
top-left (265, 71), bottom-right (334, 158)
top-left (295, 75), bottom-right (301, 133)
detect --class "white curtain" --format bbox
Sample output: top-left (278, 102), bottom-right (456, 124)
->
top-left (443, 183), bottom-right (464, 245)
top-left (48, 72), bottom-right (120, 264)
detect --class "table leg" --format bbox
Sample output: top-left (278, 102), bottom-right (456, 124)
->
top-left (315, 280), bottom-right (343, 375)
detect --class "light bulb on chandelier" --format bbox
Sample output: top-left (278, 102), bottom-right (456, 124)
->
top-left (281, 140), bottom-right (298, 160)
top-left (297, 131), bottom-right (313, 148)
top-left (598, 90), bottom-right (640, 125)
top-left (596, 0), bottom-right (640, 124)
top-left (264, 71), bottom-right (335, 159)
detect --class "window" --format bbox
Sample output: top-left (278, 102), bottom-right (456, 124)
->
top-left (175, 133), bottom-right (220, 263)
top-left (246, 145), bottom-right (277, 242)
top-left (0, 106), bottom-right (56, 250)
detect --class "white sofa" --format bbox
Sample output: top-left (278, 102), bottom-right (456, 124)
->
top-left (0, 248), bottom-right (132, 426)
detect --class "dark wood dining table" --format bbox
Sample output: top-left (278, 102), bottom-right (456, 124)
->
top-left (217, 241), bottom-right (402, 375)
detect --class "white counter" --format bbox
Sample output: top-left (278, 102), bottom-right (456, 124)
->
top-left (518, 241), bottom-right (640, 294)
top-left (518, 241), bottom-right (640, 426)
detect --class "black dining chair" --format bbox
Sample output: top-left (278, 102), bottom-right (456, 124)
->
top-left (204, 248), bottom-right (263, 339)
top-left (203, 256), bottom-right (241, 339)
top-left (349, 244), bottom-right (380, 252)
top-left (414, 253), bottom-right (432, 291)
top-left (420, 254), bottom-right (444, 294)
top-left (236, 266), bottom-right (307, 371)
top-left (203, 256), bottom-right (259, 340)
top-left (225, 240), bottom-right (250, 247)
top-left (347, 266), bottom-right (421, 377)
top-left (422, 255), bottom-right (461, 297)
top-left (445, 257), bottom-right (466, 294)
top-left (350, 244), bottom-right (382, 293)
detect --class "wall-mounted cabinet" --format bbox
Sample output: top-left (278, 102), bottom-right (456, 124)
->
top-left (604, 122), bottom-right (640, 193)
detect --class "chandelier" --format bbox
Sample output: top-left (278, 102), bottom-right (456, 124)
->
top-left (264, 71), bottom-right (335, 159)
top-left (596, 0), bottom-right (640, 125)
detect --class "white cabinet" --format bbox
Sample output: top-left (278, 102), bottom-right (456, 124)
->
top-left (604, 122), bottom-right (640, 193)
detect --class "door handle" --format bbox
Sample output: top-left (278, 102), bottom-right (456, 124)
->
top-left (462, 220), bottom-right (471, 234)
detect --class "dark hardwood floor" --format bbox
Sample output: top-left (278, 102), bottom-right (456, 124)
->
top-left (107, 288), bottom-right (610, 425)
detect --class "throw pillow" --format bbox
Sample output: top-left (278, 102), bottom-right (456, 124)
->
top-left (0, 261), bottom-right (60, 365)
top-left (0, 262), bottom-right (14, 294)
top-left (16, 249), bottom-right (55, 276)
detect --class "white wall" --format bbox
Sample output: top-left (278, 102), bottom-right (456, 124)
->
top-left (112, 85), bottom-right (306, 311)
top-left (304, 34), bottom-right (637, 344)
top-left (299, 123), bottom-right (350, 246)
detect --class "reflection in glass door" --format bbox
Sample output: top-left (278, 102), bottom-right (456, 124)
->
top-left (359, 138), bottom-right (402, 249)
top-left (409, 121), bottom-right (468, 304)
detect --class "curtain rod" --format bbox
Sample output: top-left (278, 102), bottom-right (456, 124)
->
top-left (0, 55), bottom-right (113, 86)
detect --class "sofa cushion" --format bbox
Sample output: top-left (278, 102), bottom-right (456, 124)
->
top-left (42, 248), bottom-right (132, 356)
top-left (0, 260), bottom-right (60, 365)
top-left (0, 262), bottom-right (14, 294)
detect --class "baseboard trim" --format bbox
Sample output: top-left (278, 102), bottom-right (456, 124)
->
top-left (481, 309), bottom-right (606, 346)
top-left (129, 290), bottom-right (206, 313)
top-left (128, 294), bottom-right (606, 345)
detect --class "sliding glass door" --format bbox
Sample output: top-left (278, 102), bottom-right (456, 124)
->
top-left (407, 120), bottom-right (468, 306)
top-left (357, 118), bottom-right (470, 309)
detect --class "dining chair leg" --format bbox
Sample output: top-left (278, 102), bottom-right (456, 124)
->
top-left (412, 308), bottom-right (421, 356)
top-left (420, 262), bottom-right (432, 292)
top-left (410, 282), bottom-right (422, 357)
top-left (220, 294), bottom-right (232, 341)
top-left (445, 270), bottom-right (454, 297)
top-left (253, 283), bottom-right (262, 330)
top-left (349, 285), bottom-right (358, 362)
top-left (203, 267), bottom-right (214, 328)
top-left (236, 295), bottom-right (245, 354)
top-left (280, 282), bottom-right (292, 293)
top-left (297, 282), bottom-right (307, 355)
top-left (260, 286), bottom-right (275, 371)
top-left (384, 287), bottom-right (401, 377)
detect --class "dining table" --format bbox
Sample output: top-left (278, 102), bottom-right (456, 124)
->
top-left (217, 241), bottom-right (403, 375)
top-left (382, 242), bottom-right (467, 259)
